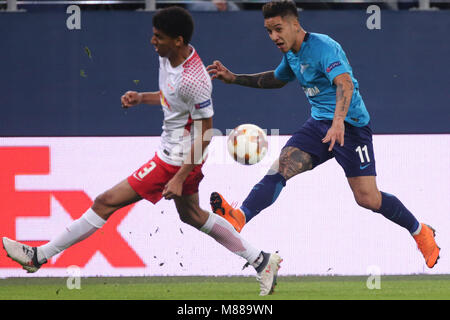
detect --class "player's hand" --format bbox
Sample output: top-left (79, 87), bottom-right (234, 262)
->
top-left (206, 60), bottom-right (236, 84)
top-left (121, 91), bottom-right (142, 108)
top-left (322, 121), bottom-right (345, 151)
top-left (162, 177), bottom-right (183, 200)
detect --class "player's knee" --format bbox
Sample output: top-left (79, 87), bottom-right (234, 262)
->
top-left (277, 147), bottom-right (313, 180)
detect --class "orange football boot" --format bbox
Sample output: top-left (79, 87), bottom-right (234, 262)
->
top-left (210, 192), bottom-right (246, 233)
top-left (413, 223), bottom-right (440, 268)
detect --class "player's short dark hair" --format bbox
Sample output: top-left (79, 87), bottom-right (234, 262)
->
top-left (262, 0), bottom-right (299, 20)
top-left (152, 6), bottom-right (194, 44)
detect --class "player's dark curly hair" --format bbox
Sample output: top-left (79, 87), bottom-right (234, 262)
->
top-left (152, 6), bottom-right (194, 44)
top-left (262, 0), bottom-right (298, 19)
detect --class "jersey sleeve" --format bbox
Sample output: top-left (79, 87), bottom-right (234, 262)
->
top-left (320, 42), bottom-right (352, 85)
top-left (274, 55), bottom-right (296, 83)
top-left (179, 77), bottom-right (214, 120)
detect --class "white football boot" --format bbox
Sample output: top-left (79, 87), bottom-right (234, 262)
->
top-left (256, 252), bottom-right (283, 296)
top-left (2, 237), bottom-right (44, 273)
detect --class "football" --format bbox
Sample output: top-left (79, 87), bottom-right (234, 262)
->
top-left (227, 123), bottom-right (268, 165)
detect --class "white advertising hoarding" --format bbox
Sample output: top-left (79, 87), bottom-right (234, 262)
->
top-left (0, 134), bottom-right (449, 277)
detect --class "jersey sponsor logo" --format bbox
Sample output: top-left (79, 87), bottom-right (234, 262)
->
top-left (195, 99), bottom-right (211, 109)
top-left (302, 86), bottom-right (320, 97)
top-left (326, 61), bottom-right (342, 73)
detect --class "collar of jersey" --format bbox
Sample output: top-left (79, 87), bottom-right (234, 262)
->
top-left (165, 45), bottom-right (196, 71)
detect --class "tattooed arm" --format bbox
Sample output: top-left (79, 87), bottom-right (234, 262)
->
top-left (321, 73), bottom-right (354, 151)
top-left (233, 71), bottom-right (286, 89)
top-left (332, 73), bottom-right (354, 123)
top-left (207, 60), bottom-right (286, 89)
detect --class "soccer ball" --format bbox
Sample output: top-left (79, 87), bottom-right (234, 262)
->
top-left (227, 124), bottom-right (268, 165)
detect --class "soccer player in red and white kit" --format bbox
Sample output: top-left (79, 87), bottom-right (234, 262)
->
top-left (2, 7), bottom-right (281, 296)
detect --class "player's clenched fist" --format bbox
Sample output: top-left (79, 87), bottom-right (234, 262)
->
top-left (121, 91), bottom-right (143, 108)
top-left (206, 60), bottom-right (236, 84)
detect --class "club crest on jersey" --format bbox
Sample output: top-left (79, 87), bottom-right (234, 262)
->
top-left (195, 99), bottom-right (211, 109)
top-left (300, 64), bottom-right (309, 74)
top-left (326, 61), bottom-right (341, 73)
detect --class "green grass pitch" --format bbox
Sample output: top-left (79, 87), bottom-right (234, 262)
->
top-left (0, 275), bottom-right (449, 300)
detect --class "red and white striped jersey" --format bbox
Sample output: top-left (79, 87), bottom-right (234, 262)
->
top-left (157, 45), bottom-right (214, 166)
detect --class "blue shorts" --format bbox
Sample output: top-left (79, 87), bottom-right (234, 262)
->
top-left (284, 117), bottom-right (377, 177)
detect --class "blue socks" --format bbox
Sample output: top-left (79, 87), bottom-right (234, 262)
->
top-left (240, 174), bottom-right (419, 235)
top-left (240, 172), bottom-right (286, 222)
top-left (373, 192), bottom-right (420, 234)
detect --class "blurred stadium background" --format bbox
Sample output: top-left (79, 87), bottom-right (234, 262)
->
top-left (2, 0), bottom-right (450, 11)
top-left (0, 0), bottom-right (449, 299)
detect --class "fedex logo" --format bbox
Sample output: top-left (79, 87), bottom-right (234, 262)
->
top-left (0, 147), bottom-right (145, 270)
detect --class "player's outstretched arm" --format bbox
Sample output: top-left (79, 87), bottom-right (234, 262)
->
top-left (207, 60), bottom-right (286, 89)
top-left (233, 71), bottom-right (286, 89)
top-left (121, 91), bottom-right (160, 108)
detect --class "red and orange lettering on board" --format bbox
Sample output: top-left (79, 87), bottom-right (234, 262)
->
top-left (0, 147), bottom-right (145, 269)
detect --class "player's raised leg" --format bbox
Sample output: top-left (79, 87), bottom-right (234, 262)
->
top-left (348, 175), bottom-right (440, 268)
top-left (175, 193), bottom-right (282, 295)
top-left (2, 179), bottom-right (142, 273)
top-left (211, 146), bottom-right (313, 232)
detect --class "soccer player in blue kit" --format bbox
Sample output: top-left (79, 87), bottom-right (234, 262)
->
top-left (207, 0), bottom-right (440, 268)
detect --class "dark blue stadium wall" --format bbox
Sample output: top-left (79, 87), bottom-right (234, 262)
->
top-left (1, 10), bottom-right (449, 136)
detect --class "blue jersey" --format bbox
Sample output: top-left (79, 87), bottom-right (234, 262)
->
top-left (274, 33), bottom-right (370, 127)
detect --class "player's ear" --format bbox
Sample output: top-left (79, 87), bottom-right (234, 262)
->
top-left (174, 35), bottom-right (184, 47)
top-left (292, 18), bottom-right (300, 32)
